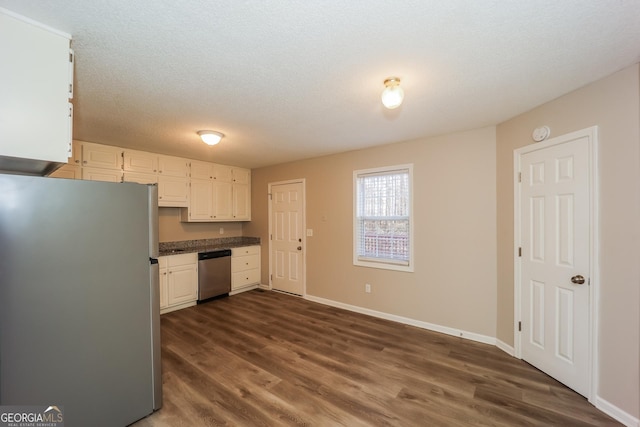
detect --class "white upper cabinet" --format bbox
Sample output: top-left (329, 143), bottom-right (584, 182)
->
top-left (157, 155), bottom-right (189, 207)
top-left (232, 167), bottom-right (251, 220)
top-left (232, 181), bottom-right (251, 220)
top-left (159, 155), bottom-right (189, 177)
top-left (122, 171), bottom-right (158, 185)
top-left (188, 178), bottom-right (214, 220)
top-left (123, 149), bottom-right (158, 173)
top-left (213, 164), bottom-right (233, 183)
top-left (81, 142), bottom-right (123, 170)
top-left (190, 160), bottom-right (214, 180)
top-left (49, 164), bottom-right (80, 180)
top-left (232, 167), bottom-right (250, 185)
top-left (0, 9), bottom-right (73, 165)
top-left (82, 167), bottom-right (123, 183)
top-left (158, 176), bottom-right (189, 207)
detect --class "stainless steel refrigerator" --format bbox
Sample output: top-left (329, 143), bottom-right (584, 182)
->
top-left (0, 174), bottom-right (162, 426)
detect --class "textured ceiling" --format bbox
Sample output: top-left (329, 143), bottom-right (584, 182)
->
top-left (1, 1), bottom-right (639, 168)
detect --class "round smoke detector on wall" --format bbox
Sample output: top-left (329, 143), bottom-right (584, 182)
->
top-left (532, 126), bottom-right (551, 142)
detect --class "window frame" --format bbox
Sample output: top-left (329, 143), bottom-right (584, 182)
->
top-left (353, 164), bottom-right (414, 272)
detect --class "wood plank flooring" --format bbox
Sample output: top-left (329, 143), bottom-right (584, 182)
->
top-left (133, 289), bottom-right (620, 426)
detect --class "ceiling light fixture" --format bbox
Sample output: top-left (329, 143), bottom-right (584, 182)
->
top-left (197, 130), bottom-right (224, 146)
top-left (381, 77), bottom-right (404, 109)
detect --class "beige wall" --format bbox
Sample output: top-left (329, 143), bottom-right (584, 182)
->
top-left (496, 64), bottom-right (640, 418)
top-left (244, 127), bottom-right (497, 338)
top-left (159, 207), bottom-right (243, 242)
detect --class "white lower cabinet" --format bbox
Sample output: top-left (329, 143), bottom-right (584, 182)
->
top-left (231, 246), bottom-right (261, 294)
top-left (159, 253), bottom-right (198, 314)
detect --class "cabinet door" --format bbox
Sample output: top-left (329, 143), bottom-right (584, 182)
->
top-left (167, 263), bottom-right (197, 305)
top-left (69, 140), bottom-right (82, 166)
top-left (82, 167), bottom-right (123, 182)
top-left (189, 178), bottom-right (213, 220)
top-left (232, 167), bottom-right (251, 185)
top-left (158, 155), bottom-right (189, 177)
top-left (49, 164), bottom-right (80, 179)
top-left (82, 142), bottom-right (123, 170)
top-left (158, 176), bottom-right (188, 207)
top-left (213, 164), bottom-right (233, 183)
top-left (123, 171), bottom-right (158, 185)
top-left (212, 180), bottom-right (233, 220)
top-left (232, 268), bottom-right (261, 290)
top-left (0, 11), bottom-right (72, 164)
top-left (233, 183), bottom-right (251, 220)
top-left (159, 267), bottom-right (168, 309)
top-left (124, 149), bottom-right (158, 173)
top-left (190, 160), bottom-right (214, 180)
top-left (231, 254), bottom-right (260, 272)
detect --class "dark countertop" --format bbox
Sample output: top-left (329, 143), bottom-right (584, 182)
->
top-left (159, 236), bottom-right (260, 257)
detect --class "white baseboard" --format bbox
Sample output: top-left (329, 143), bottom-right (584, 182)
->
top-left (229, 284), bottom-right (259, 296)
top-left (595, 396), bottom-right (639, 427)
top-left (304, 294), bottom-right (496, 346)
top-left (283, 292), bottom-right (638, 425)
top-left (496, 339), bottom-right (515, 356)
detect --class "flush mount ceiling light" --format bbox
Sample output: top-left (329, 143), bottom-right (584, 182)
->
top-left (197, 130), bottom-right (224, 146)
top-left (381, 77), bottom-right (404, 109)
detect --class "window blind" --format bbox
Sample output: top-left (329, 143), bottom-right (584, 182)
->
top-left (355, 168), bottom-right (410, 265)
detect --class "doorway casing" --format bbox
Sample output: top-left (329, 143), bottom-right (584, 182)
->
top-left (513, 126), bottom-right (599, 403)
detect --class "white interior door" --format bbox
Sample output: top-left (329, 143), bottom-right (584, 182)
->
top-left (517, 132), bottom-right (593, 397)
top-left (270, 181), bottom-right (305, 295)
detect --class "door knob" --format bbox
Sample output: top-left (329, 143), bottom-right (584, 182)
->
top-left (297, 246), bottom-right (302, 251)
top-left (571, 275), bottom-right (585, 285)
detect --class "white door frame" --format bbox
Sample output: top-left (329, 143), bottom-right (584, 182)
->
top-left (513, 126), bottom-right (599, 403)
top-left (268, 179), bottom-right (307, 295)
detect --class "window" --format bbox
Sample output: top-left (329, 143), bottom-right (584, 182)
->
top-left (353, 164), bottom-right (413, 272)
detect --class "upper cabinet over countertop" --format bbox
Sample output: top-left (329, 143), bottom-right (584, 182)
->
top-left (49, 140), bottom-right (251, 221)
top-left (182, 162), bottom-right (251, 222)
top-left (0, 8), bottom-right (74, 174)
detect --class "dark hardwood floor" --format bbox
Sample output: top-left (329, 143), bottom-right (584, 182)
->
top-left (134, 289), bottom-right (620, 426)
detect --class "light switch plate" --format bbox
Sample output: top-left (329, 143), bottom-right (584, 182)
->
top-left (306, 229), bottom-right (313, 237)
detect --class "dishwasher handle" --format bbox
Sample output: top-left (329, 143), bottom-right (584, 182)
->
top-left (198, 249), bottom-right (232, 260)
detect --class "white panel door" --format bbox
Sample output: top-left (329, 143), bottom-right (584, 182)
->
top-left (520, 135), bottom-right (590, 396)
top-left (270, 182), bottom-right (304, 295)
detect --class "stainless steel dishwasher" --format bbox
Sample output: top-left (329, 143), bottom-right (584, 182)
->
top-left (197, 249), bottom-right (232, 302)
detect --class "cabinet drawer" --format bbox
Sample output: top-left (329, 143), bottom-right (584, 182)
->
top-left (166, 252), bottom-right (197, 267)
top-left (232, 268), bottom-right (260, 289)
top-left (231, 254), bottom-right (259, 272)
top-left (232, 246), bottom-right (259, 257)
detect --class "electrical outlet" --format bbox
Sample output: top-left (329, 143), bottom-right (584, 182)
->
top-left (219, 227), bottom-right (224, 235)
top-left (365, 283), bottom-right (371, 293)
